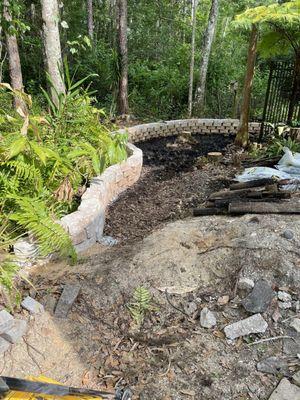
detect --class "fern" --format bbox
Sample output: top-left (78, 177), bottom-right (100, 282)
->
top-left (9, 196), bottom-right (77, 262)
top-left (127, 287), bottom-right (155, 326)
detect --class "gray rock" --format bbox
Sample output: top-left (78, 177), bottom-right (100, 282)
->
top-left (279, 301), bottom-right (292, 310)
top-left (0, 319), bottom-right (27, 343)
top-left (242, 279), bottom-right (274, 313)
top-left (293, 370), bottom-right (300, 387)
top-left (224, 314), bottom-right (268, 340)
top-left (290, 319), bottom-right (300, 333)
top-left (54, 284), bottom-right (81, 318)
top-left (257, 356), bottom-right (289, 376)
top-left (43, 295), bottom-right (57, 314)
top-left (200, 307), bottom-right (216, 329)
top-left (269, 378), bottom-right (300, 400)
top-left (238, 277), bottom-right (255, 291)
top-left (281, 230), bottom-right (294, 240)
top-left (184, 301), bottom-right (198, 316)
top-left (278, 291), bottom-right (292, 302)
top-left (283, 328), bottom-right (300, 355)
top-left (0, 337), bottom-right (10, 354)
top-left (98, 236), bottom-right (118, 247)
top-left (21, 296), bottom-right (44, 314)
top-left (0, 310), bottom-right (14, 334)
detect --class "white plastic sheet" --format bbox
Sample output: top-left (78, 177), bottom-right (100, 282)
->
top-left (235, 147), bottom-right (300, 191)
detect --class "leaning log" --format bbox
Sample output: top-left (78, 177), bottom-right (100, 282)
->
top-left (229, 202), bottom-right (300, 214)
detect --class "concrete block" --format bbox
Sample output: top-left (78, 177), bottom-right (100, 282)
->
top-left (1, 319), bottom-right (27, 343)
top-left (55, 284), bottom-right (81, 318)
top-left (0, 310), bottom-right (14, 334)
top-left (0, 337), bottom-right (10, 354)
top-left (21, 296), bottom-right (44, 314)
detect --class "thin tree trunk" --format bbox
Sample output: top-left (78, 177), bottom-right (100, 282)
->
top-left (41, 0), bottom-right (65, 106)
top-left (87, 0), bottom-right (94, 41)
top-left (3, 0), bottom-right (26, 112)
top-left (235, 24), bottom-right (258, 148)
top-left (193, 0), bottom-right (219, 116)
top-left (116, 0), bottom-right (129, 116)
top-left (188, 0), bottom-right (198, 117)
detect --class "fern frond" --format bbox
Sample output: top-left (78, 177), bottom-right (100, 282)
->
top-left (9, 196), bottom-right (77, 261)
top-left (127, 287), bottom-right (154, 326)
top-left (4, 160), bottom-right (43, 191)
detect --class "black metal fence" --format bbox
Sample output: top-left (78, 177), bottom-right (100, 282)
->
top-left (260, 60), bottom-right (300, 137)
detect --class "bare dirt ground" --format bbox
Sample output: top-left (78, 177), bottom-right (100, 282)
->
top-left (2, 134), bottom-right (300, 399)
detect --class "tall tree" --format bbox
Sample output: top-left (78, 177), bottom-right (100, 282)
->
top-left (235, 24), bottom-right (258, 147)
top-left (193, 0), bottom-right (219, 116)
top-left (234, 0), bottom-right (300, 146)
top-left (41, 0), bottom-right (65, 106)
top-left (116, 0), bottom-right (129, 116)
top-left (3, 0), bottom-right (26, 112)
top-left (87, 0), bottom-right (94, 41)
top-left (188, 0), bottom-right (198, 117)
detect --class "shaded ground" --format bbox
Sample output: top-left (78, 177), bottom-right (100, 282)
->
top-left (3, 133), bottom-right (300, 399)
top-left (3, 215), bottom-right (300, 400)
top-left (105, 133), bottom-right (235, 243)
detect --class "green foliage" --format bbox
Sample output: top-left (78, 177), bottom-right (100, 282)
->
top-left (0, 75), bottom-right (127, 268)
top-left (127, 287), bottom-right (156, 327)
top-left (266, 136), bottom-right (300, 156)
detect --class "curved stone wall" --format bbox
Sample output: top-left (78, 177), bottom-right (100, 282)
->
top-left (60, 118), bottom-right (261, 253)
top-left (117, 118), bottom-right (261, 143)
top-left (60, 143), bottom-right (143, 252)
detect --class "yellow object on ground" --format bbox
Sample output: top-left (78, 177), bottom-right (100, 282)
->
top-left (3, 376), bottom-right (103, 400)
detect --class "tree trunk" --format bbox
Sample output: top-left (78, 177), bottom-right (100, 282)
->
top-left (235, 24), bottom-right (258, 148)
top-left (193, 0), bottom-right (219, 116)
top-left (3, 0), bottom-right (26, 112)
top-left (41, 0), bottom-right (65, 106)
top-left (116, 0), bottom-right (129, 116)
top-left (188, 0), bottom-right (198, 117)
top-left (87, 0), bottom-right (94, 41)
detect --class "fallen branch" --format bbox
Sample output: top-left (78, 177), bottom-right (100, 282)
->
top-left (248, 335), bottom-right (296, 346)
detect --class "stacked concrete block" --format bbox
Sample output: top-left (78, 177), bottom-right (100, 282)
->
top-left (60, 143), bottom-right (142, 253)
top-left (125, 118), bottom-right (261, 143)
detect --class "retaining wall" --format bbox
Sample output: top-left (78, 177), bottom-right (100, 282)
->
top-left (60, 118), bottom-right (261, 253)
top-left (60, 143), bottom-right (143, 252)
top-left (118, 119), bottom-right (261, 143)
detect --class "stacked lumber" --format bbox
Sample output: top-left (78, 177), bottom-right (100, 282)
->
top-left (193, 178), bottom-right (300, 216)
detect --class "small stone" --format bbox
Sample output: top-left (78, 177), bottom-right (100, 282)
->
top-left (55, 284), bottom-right (81, 318)
top-left (257, 357), bottom-right (289, 376)
top-left (184, 301), bottom-right (198, 316)
top-left (293, 301), bottom-right (300, 312)
top-left (43, 295), bottom-right (57, 314)
top-left (268, 378), bottom-right (300, 400)
top-left (242, 279), bottom-right (274, 314)
top-left (281, 230), bottom-right (294, 240)
top-left (283, 328), bottom-right (300, 355)
top-left (278, 291), bottom-right (292, 302)
top-left (224, 314), bottom-right (268, 340)
top-left (0, 310), bottom-right (14, 334)
top-left (200, 307), bottom-right (216, 329)
top-left (290, 319), bottom-right (300, 333)
top-left (238, 278), bottom-right (255, 291)
top-left (218, 295), bottom-right (230, 305)
top-left (278, 301), bottom-right (292, 310)
top-left (0, 337), bottom-right (10, 354)
top-left (21, 296), bottom-right (44, 314)
top-left (293, 370), bottom-right (300, 387)
top-left (98, 236), bottom-right (118, 246)
top-left (0, 319), bottom-right (27, 343)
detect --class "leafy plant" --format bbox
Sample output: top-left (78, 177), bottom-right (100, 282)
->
top-left (266, 137), bottom-right (300, 157)
top-left (127, 286), bottom-right (156, 327)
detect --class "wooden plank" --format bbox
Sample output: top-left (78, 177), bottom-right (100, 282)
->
top-left (230, 178), bottom-right (277, 191)
top-left (229, 201), bottom-right (300, 214)
top-left (193, 208), bottom-right (228, 216)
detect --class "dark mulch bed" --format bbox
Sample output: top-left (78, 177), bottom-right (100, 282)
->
top-left (104, 133), bottom-right (237, 243)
